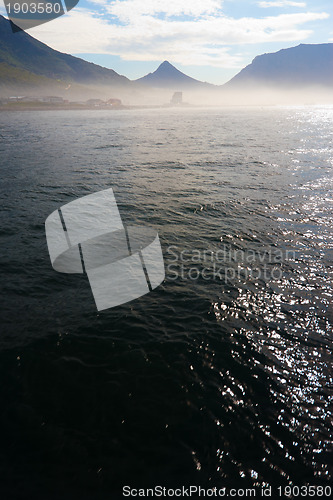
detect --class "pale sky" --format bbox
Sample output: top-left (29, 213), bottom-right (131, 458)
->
top-left (1, 0), bottom-right (332, 84)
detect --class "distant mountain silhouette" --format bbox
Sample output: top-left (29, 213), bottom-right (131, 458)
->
top-left (0, 14), bottom-right (129, 88)
top-left (1, 11), bottom-right (332, 99)
top-left (226, 43), bottom-right (333, 88)
top-left (136, 61), bottom-right (214, 89)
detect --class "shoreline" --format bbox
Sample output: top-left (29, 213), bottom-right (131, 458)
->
top-left (0, 103), bottom-right (196, 112)
top-left (0, 103), bottom-right (331, 112)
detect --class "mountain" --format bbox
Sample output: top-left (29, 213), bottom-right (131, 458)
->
top-left (0, 62), bottom-right (68, 91)
top-left (136, 61), bottom-right (214, 89)
top-left (0, 14), bottom-right (129, 90)
top-left (226, 43), bottom-right (333, 88)
top-left (1, 10), bottom-right (331, 102)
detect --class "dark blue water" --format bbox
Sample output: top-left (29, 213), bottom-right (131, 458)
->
top-left (0, 107), bottom-right (332, 499)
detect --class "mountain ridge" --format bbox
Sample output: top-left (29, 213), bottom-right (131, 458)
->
top-left (226, 43), bottom-right (333, 88)
top-left (0, 14), bottom-right (130, 88)
top-left (0, 13), bottom-right (332, 99)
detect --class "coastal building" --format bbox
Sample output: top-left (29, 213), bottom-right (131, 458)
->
top-left (107, 98), bottom-right (122, 107)
top-left (86, 99), bottom-right (105, 107)
top-left (8, 96), bottom-right (25, 102)
top-left (42, 96), bottom-right (64, 103)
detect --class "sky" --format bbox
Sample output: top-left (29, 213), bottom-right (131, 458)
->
top-left (1, 0), bottom-right (332, 83)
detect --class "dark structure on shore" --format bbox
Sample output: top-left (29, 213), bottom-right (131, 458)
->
top-left (170, 92), bottom-right (183, 105)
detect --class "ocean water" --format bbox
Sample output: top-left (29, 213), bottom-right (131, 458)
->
top-left (0, 107), bottom-right (332, 499)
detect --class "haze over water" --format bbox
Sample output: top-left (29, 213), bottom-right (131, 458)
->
top-left (0, 106), bottom-right (332, 498)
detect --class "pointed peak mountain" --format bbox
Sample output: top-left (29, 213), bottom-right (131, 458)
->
top-left (136, 61), bottom-right (214, 90)
top-left (159, 61), bottom-right (173, 67)
top-left (157, 61), bottom-right (179, 72)
top-left (151, 61), bottom-right (188, 78)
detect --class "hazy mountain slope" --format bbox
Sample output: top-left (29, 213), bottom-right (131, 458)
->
top-left (0, 62), bottom-right (62, 89)
top-left (0, 15), bottom-right (129, 86)
top-left (0, 61), bottom-right (98, 99)
top-left (226, 43), bottom-right (333, 88)
top-left (136, 61), bottom-right (214, 89)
